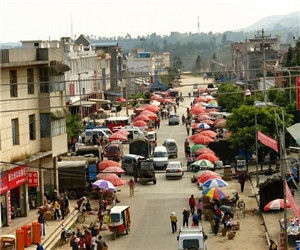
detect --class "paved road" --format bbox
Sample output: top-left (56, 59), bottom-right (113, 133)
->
top-left (57, 75), bottom-right (266, 250)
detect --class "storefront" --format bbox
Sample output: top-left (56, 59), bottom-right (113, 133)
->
top-left (0, 166), bottom-right (27, 228)
top-left (27, 171), bottom-right (40, 209)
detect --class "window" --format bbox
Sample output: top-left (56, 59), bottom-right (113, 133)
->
top-left (11, 118), bottom-right (19, 145)
top-left (29, 114), bottom-right (36, 140)
top-left (39, 68), bottom-right (50, 93)
top-left (9, 70), bottom-right (17, 97)
top-left (51, 118), bottom-right (66, 136)
top-left (27, 68), bottom-right (34, 94)
top-left (40, 113), bottom-right (51, 137)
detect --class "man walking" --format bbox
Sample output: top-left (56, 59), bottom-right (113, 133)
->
top-left (189, 195), bottom-right (196, 215)
top-left (238, 173), bottom-right (247, 192)
top-left (170, 212), bottom-right (177, 233)
top-left (182, 208), bottom-right (189, 227)
top-left (186, 124), bottom-right (191, 136)
top-left (128, 178), bottom-right (135, 197)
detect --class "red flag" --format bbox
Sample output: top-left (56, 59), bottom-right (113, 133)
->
top-left (257, 131), bottom-right (278, 152)
top-left (285, 181), bottom-right (300, 220)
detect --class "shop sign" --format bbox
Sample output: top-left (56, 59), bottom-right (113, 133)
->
top-left (0, 171), bottom-right (9, 194)
top-left (28, 171), bottom-right (39, 187)
top-left (7, 166), bottom-right (26, 190)
top-left (7, 190), bottom-right (12, 225)
top-left (257, 131), bottom-right (278, 152)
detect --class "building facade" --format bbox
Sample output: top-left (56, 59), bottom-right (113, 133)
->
top-left (0, 42), bottom-right (69, 228)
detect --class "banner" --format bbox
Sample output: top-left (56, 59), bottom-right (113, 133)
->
top-left (297, 77), bottom-right (300, 110)
top-left (28, 171), bottom-right (39, 187)
top-left (7, 166), bottom-right (26, 189)
top-left (257, 131), bottom-right (278, 152)
top-left (285, 181), bottom-right (300, 220)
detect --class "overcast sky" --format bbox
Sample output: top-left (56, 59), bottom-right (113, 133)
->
top-left (0, 0), bottom-right (299, 42)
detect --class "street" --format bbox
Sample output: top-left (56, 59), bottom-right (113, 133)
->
top-left (56, 75), bottom-right (266, 250)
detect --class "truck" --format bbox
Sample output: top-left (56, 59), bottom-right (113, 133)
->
top-left (58, 156), bottom-right (99, 199)
top-left (177, 227), bottom-right (207, 250)
top-left (129, 138), bottom-right (151, 158)
top-left (75, 145), bottom-right (103, 161)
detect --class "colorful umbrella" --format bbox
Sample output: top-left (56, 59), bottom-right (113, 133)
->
top-left (97, 173), bottom-right (127, 186)
top-left (206, 103), bottom-right (219, 108)
top-left (145, 105), bottom-right (159, 113)
top-left (196, 153), bottom-right (219, 163)
top-left (264, 199), bottom-right (291, 211)
top-left (133, 120), bottom-right (147, 127)
top-left (191, 160), bottom-right (214, 169)
top-left (102, 166), bottom-right (125, 174)
top-left (109, 133), bottom-right (127, 142)
top-left (190, 144), bottom-right (206, 153)
top-left (197, 123), bottom-right (211, 130)
top-left (192, 136), bottom-right (214, 145)
top-left (199, 130), bottom-right (217, 138)
top-left (202, 179), bottom-right (228, 189)
top-left (191, 106), bottom-right (206, 114)
top-left (214, 120), bottom-right (226, 128)
top-left (98, 160), bottom-right (121, 171)
top-left (200, 120), bottom-right (214, 125)
top-left (134, 114), bottom-right (150, 122)
top-left (194, 148), bottom-right (215, 155)
top-left (202, 187), bottom-right (228, 200)
top-left (92, 180), bottom-right (116, 191)
top-left (116, 98), bottom-right (126, 102)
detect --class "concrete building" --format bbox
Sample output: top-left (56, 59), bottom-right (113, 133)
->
top-left (0, 42), bottom-right (69, 228)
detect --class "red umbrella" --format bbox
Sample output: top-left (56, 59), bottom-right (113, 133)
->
top-left (102, 167), bottom-right (125, 174)
top-left (264, 199), bottom-right (291, 211)
top-left (116, 98), bottom-right (126, 102)
top-left (145, 105), bottom-right (159, 113)
top-left (213, 118), bottom-right (225, 126)
top-left (191, 106), bottom-right (206, 114)
top-left (196, 153), bottom-right (219, 163)
top-left (192, 136), bottom-right (214, 145)
top-left (97, 173), bottom-right (126, 186)
top-left (133, 120), bottom-right (147, 127)
top-left (199, 130), bottom-right (217, 138)
top-left (189, 133), bottom-right (202, 140)
top-left (109, 133), bottom-right (127, 142)
top-left (140, 110), bottom-right (157, 120)
top-left (197, 171), bottom-right (221, 183)
top-left (214, 120), bottom-right (226, 128)
top-left (115, 130), bottom-right (129, 136)
top-left (98, 160), bottom-right (121, 171)
top-left (200, 120), bottom-right (214, 125)
top-left (134, 115), bottom-right (150, 122)
top-left (198, 114), bottom-right (212, 120)
top-left (194, 148), bottom-right (215, 155)
top-left (195, 97), bottom-right (205, 102)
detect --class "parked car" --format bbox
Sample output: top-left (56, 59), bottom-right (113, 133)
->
top-left (162, 139), bottom-right (178, 158)
top-left (152, 146), bottom-right (168, 170)
top-left (168, 114), bottom-right (179, 125)
top-left (166, 161), bottom-right (183, 179)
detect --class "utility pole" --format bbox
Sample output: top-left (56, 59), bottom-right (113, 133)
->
top-left (78, 73), bottom-right (82, 119)
top-left (262, 28), bottom-right (267, 102)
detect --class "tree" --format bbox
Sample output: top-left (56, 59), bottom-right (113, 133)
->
top-left (286, 46), bottom-right (293, 67)
top-left (66, 115), bottom-right (84, 141)
top-left (216, 83), bottom-right (244, 112)
top-left (221, 33), bottom-right (227, 45)
top-left (212, 52), bottom-right (217, 60)
top-left (195, 55), bottom-right (201, 71)
top-left (173, 56), bottom-right (184, 71)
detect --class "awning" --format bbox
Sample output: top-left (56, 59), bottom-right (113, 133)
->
top-left (104, 91), bottom-right (122, 97)
top-left (70, 101), bottom-right (95, 108)
top-left (50, 107), bottom-right (69, 119)
top-left (89, 98), bottom-right (111, 104)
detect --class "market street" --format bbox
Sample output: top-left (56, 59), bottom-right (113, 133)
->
top-left (57, 75), bottom-right (266, 250)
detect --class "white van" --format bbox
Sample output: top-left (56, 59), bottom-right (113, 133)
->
top-left (114, 125), bottom-right (145, 141)
top-left (81, 128), bottom-right (112, 142)
top-left (152, 146), bottom-right (168, 170)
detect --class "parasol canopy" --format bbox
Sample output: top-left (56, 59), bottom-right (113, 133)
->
top-left (200, 120), bottom-right (214, 125)
top-left (263, 199), bottom-right (291, 211)
top-left (103, 166), bottom-right (125, 174)
top-left (192, 135), bottom-right (214, 145)
top-left (140, 110), bottom-right (158, 120)
top-left (202, 178), bottom-right (228, 189)
top-left (134, 114), bottom-right (150, 122)
top-left (198, 114), bottom-right (212, 120)
top-left (190, 144), bottom-right (206, 153)
top-left (214, 120), bottom-right (226, 128)
top-left (197, 171), bottom-right (221, 183)
top-left (287, 123), bottom-right (300, 146)
top-left (191, 159), bottom-right (214, 170)
top-left (116, 98), bottom-right (126, 102)
top-left (213, 118), bottom-right (225, 126)
top-left (202, 187), bottom-right (228, 200)
top-left (196, 153), bottom-right (219, 163)
top-left (92, 180), bottom-right (116, 191)
top-left (197, 123), bottom-right (211, 130)
top-left (115, 129), bottom-right (129, 136)
top-left (199, 130), bottom-right (217, 138)
top-left (97, 173), bottom-right (127, 186)
top-left (145, 105), bottom-right (159, 113)
top-left (109, 133), bottom-right (127, 142)
top-left (191, 106), bottom-right (206, 114)
top-left (194, 148), bottom-right (215, 155)
top-left (98, 160), bottom-right (121, 171)
top-left (133, 120), bottom-right (147, 127)
top-left (195, 97), bottom-right (205, 102)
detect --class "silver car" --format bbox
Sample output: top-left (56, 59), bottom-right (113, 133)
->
top-left (168, 114), bottom-right (179, 125)
top-left (166, 161), bottom-right (183, 179)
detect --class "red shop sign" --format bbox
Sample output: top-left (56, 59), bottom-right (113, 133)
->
top-left (28, 171), bottom-right (39, 187)
top-left (7, 166), bottom-right (26, 189)
top-left (0, 171), bottom-right (9, 194)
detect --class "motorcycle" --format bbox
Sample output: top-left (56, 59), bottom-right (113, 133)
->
top-left (229, 192), bottom-right (245, 210)
top-left (58, 225), bottom-right (73, 246)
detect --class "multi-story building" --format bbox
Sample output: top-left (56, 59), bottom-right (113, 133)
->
top-left (0, 41), bottom-right (69, 228)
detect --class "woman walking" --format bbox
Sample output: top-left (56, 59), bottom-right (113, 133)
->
top-left (170, 212), bottom-right (178, 233)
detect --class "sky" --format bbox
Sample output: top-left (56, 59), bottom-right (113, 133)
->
top-left (0, 0), bottom-right (299, 42)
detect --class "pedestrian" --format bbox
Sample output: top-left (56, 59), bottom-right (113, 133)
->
top-left (189, 195), bottom-right (196, 215)
top-left (269, 239), bottom-right (278, 250)
top-left (98, 208), bottom-right (104, 230)
top-left (59, 197), bottom-right (65, 220)
top-left (128, 178), bottom-right (135, 197)
top-left (186, 124), bottom-right (191, 136)
top-left (170, 212), bottom-right (177, 233)
top-left (181, 114), bottom-right (185, 125)
top-left (174, 106), bottom-right (177, 114)
top-left (36, 243), bottom-right (44, 250)
top-left (196, 199), bottom-right (202, 221)
top-left (188, 92), bottom-right (191, 98)
top-left (154, 119), bottom-right (157, 129)
top-left (213, 213), bottom-right (220, 235)
top-left (86, 199), bottom-right (92, 212)
top-left (72, 237), bottom-right (80, 250)
top-left (70, 232), bottom-right (76, 248)
top-left (64, 193), bottom-right (70, 215)
top-left (182, 208), bottom-right (189, 227)
top-left (238, 173), bottom-right (247, 192)
top-left (38, 211), bottom-right (47, 238)
top-left (91, 234), bottom-right (97, 250)
top-left (84, 230), bottom-right (92, 250)
top-left (192, 213), bottom-right (200, 226)
top-left (157, 118), bottom-right (160, 129)
top-left (53, 198), bottom-right (61, 220)
top-left (97, 235), bottom-right (108, 250)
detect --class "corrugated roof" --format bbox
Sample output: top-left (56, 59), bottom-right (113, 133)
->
top-left (93, 42), bottom-right (118, 47)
